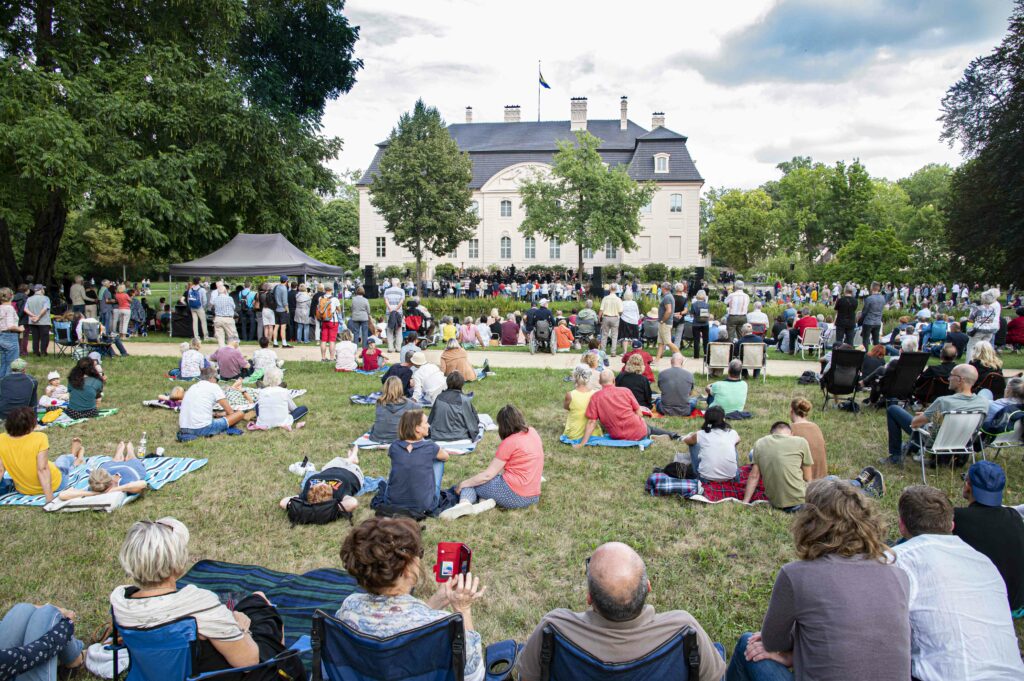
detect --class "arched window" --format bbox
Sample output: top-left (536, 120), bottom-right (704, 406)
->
top-left (549, 237), bottom-right (560, 259)
top-left (655, 153), bottom-right (670, 173)
top-left (670, 193), bottom-right (683, 213)
top-left (500, 236), bottom-right (512, 259)
top-left (500, 199), bottom-right (512, 217)
top-left (524, 236), bottom-right (536, 259)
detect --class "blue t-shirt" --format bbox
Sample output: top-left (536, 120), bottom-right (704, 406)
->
top-left (99, 459), bottom-right (146, 484)
top-left (383, 439), bottom-right (440, 514)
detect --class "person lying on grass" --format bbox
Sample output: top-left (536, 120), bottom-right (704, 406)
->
top-left (58, 439), bottom-right (148, 500)
top-left (278, 445), bottom-right (363, 514)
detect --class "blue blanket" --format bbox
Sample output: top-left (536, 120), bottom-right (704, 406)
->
top-left (559, 434), bottom-right (653, 450)
top-left (0, 455), bottom-right (208, 507)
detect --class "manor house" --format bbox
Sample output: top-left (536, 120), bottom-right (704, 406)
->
top-left (357, 96), bottom-right (705, 275)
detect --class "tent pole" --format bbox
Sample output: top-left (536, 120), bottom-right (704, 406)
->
top-left (168, 275), bottom-right (173, 337)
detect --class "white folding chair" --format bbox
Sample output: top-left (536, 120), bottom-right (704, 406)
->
top-left (800, 327), bottom-right (823, 360)
top-left (988, 420), bottom-right (1024, 461)
top-left (704, 342), bottom-right (732, 378)
top-left (915, 411), bottom-right (985, 484)
top-left (740, 342), bottom-right (766, 382)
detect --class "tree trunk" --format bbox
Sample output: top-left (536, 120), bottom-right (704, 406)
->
top-left (22, 190), bottom-right (68, 284)
top-left (415, 256), bottom-right (423, 298)
top-left (0, 218), bottom-right (22, 286)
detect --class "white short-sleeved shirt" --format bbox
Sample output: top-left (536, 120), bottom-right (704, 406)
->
top-left (179, 381), bottom-right (226, 429)
top-left (695, 428), bottom-right (740, 481)
top-left (335, 340), bottom-right (358, 370)
top-left (256, 386), bottom-right (295, 429)
top-left (252, 348), bottom-right (279, 372)
top-left (620, 301), bottom-right (640, 325)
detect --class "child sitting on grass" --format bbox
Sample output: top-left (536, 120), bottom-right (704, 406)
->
top-left (40, 370), bottom-right (69, 407)
top-left (360, 337), bottom-right (384, 372)
top-left (335, 329), bottom-right (358, 372)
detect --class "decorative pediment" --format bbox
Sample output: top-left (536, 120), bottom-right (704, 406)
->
top-left (481, 162), bottom-right (552, 192)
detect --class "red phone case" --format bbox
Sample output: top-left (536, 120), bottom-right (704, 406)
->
top-left (434, 542), bottom-right (472, 583)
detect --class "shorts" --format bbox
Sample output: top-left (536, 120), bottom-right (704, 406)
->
top-left (179, 417), bottom-right (229, 438)
top-left (320, 321), bottom-right (338, 343)
top-left (274, 310), bottom-right (288, 325)
top-left (658, 322), bottom-right (674, 345)
top-left (261, 309), bottom-right (275, 326)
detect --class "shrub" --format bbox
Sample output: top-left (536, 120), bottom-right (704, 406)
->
top-left (643, 263), bottom-right (668, 283)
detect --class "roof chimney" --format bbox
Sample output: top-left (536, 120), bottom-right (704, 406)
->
top-left (465, 106), bottom-right (473, 124)
top-left (504, 105), bottom-right (521, 123)
top-left (651, 111), bottom-right (665, 129)
top-left (570, 97), bottom-right (588, 131)
top-left (620, 96), bottom-right (628, 131)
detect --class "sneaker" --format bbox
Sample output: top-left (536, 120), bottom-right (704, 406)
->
top-left (439, 500), bottom-right (475, 521)
top-left (470, 498), bottom-right (497, 515)
top-left (482, 359), bottom-right (491, 374)
top-left (863, 466), bottom-right (885, 498)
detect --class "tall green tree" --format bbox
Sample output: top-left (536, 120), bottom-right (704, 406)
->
top-left (825, 225), bottom-right (912, 284)
top-left (309, 170), bottom-right (361, 270)
top-left (940, 0), bottom-right (1024, 284)
top-left (773, 161), bottom-right (832, 263)
top-left (823, 160), bottom-right (873, 250)
top-left (368, 100), bottom-right (476, 296)
top-left (698, 185), bottom-right (725, 258)
top-left (701, 188), bottom-right (777, 271)
top-left (0, 1), bottom-right (361, 285)
top-left (518, 130), bottom-right (655, 281)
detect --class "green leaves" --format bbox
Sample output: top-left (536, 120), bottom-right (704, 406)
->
top-left (825, 225), bottom-right (912, 284)
top-left (702, 189), bottom-right (777, 272)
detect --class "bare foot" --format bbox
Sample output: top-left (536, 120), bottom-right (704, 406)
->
top-left (113, 441), bottom-right (126, 461)
top-left (347, 445), bottom-right (360, 465)
top-left (125, 442), bottom-right (135, 460)
top-left (70, 438), bottom-right (85, 465)
top-left (294, 421), bottom-right (306, 430)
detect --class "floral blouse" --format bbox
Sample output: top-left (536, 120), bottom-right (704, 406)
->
top-left (0, 616), bottom-right (74, 677)
top-left (337, 593), bottom-right (482, 681)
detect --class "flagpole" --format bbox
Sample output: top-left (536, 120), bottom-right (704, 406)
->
top-left (538, 59), bottom-right (541, 122)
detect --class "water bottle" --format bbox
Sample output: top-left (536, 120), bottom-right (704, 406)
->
top-left (138, 432), bottom-right (147, 458)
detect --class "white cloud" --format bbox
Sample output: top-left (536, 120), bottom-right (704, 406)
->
top-left (323, 0), bottom-right (1009, 190)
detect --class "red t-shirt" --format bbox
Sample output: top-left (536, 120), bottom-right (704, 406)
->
top-left (361, 347), bottom-right (382, 371)
top-left (620, 349), bottom-right (655, 382)
top-left (495, 427), bottom-right (545, 498)
top-left (794, 316), bottom-right (818, 339)
top-left (584, 385), bottom-right (646, 441)
top-left (115, 292), bottom-right (131, 309)
top-left (1007, 316), bottom-right (1024, 345)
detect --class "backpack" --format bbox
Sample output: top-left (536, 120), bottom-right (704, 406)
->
top-left (186, 287), bottom-right (203, 309)
top-left (315, 296), bottom-right (333, 321)
top-left (797, 370), bottom-right (819, 385)
top-left (241, 291), bottom-right (255, 310)
top-left (285, 497), bottom-right (352, 526)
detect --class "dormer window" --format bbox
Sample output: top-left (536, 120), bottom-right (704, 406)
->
top-left (654, 153), bottom-right (670, 173)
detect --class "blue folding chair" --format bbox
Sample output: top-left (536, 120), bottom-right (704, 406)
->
top-left (110, 613), bottom-right (311, 681)
top-left (52, 320), bottom-right (77, 358)
top-left (538, 623), bottom-right (700, 680)
top-left (311, 609), bottom-right (518, 681)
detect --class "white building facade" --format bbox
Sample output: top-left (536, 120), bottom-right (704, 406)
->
top-left (358, 97), bottom-right (705, 274)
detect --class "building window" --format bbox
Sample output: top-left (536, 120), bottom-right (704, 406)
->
top-left (670, 193), bottom-right (682, 213)
top-left (549, 237), bottom-right (560, 259)
top-left (375, 236), bottom-right (386, 258)
top-left (524, 236), bottom-right (536, 259)
top-left (500, 199), bottom-right (512, 217)
top-left (605, 242), bottom-right (617, 259)
top-left (500, 236), bottom-right (511, 259)
top-left (468, 238), bottom-right (479, 259)
top-left (655, 154), bottom-right (670, 173)
top-left (470, 200), bottom-right (479, 218)
top-left (447, 246), bottom-right (457, 258)
top-left (640, 200), bottom-right (652, 215)
top-left (583, 247), bottom-right (593, 260)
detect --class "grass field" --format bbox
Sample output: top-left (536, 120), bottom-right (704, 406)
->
top-left (5, 356), bottom-right (1020, 674)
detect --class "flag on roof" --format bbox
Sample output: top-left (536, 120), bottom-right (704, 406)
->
top-left (539, 71), bottom-right (551, 89)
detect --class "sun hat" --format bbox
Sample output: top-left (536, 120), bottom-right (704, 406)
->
top-left (966, 461), bottom-right (1005, 507)
top-left (410, 351), bottom-right (427, 366)
top-left (47, 371), bottom-right (60, 381)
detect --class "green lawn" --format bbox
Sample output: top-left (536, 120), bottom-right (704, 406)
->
top-left (5, 357), bottom-right (1020, 674)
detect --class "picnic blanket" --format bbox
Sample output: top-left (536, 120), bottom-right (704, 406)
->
top-left (242, 370), bottom-right (264, 385)
top-left (354, 366), bottom-right (388, 376)
top-left (0, 455), bottom-right (207, 508)
top-left (350, 392), bottom-right (382, 405)
top-left (560, 434), bottom-right (653, 450)
top-left (178, 560), bottom-right (360, 654)
top-left (353, 423), bottom-right (487, 453)
top-left (37, 408), bottom-right (119, 429)
top-left (142, 399), bottom-right (178, 411)
top-left (645, 465), bottom-right (768, 503)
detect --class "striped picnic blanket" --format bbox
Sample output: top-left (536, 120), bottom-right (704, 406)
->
top-left (177, 560), bottom-right (359, 650)
top-left (0, 455), bottom-right (207, 507)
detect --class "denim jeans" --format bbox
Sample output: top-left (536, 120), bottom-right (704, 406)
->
top-left (296, 323), bottom-right (310, 343)
top-left (0, 331), bottom-right (19, 378)
top-left (726, 633), bottom-right (793, 681)
top-left (432, 460), bottom-right (444, 507)
top-left (348, 320), bottom-right (369, 348)
top-left (0, 603), bottom-right (84, 681)
top-left (886, 405), bottom-right (915, 459)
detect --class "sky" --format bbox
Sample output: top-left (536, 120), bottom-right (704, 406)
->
top-left (324, 0), bottom-right (1012, 191)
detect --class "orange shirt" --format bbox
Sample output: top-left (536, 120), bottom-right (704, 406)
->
top-left (555, 325), bottom-right (574, 349)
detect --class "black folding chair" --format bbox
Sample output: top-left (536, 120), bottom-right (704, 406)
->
top-left (879, 352), bottom-right (931, 408)
top-left (821, 348), bottom-right (865, 410)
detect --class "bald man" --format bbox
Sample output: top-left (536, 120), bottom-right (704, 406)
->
top-left (514, 542), bottom-right (726, 681)
top-left (882, 363), bottom-right (990, 466)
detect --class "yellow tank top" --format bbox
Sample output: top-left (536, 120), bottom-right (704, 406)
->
top-left (563, 389), bottom-right (602, 440)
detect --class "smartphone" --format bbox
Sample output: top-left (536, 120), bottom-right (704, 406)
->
top-left (433, 542), bottom-right (472, 583)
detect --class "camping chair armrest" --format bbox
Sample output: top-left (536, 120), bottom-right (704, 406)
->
top-left (189, 636), bottom-right (311, 681)
top-left (484, 639), bottom-right (522, 681)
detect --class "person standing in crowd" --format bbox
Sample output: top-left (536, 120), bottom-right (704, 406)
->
top-left (318, 285), bottom-right (341, 362)
top-left (294, 283), bottom-right (312, 344)
top-left (598, 283), bottom-right (622, 357)
top-left (688, 290), bottom-right (710, 359)
top-left (24, 285), bottom-right (52, 357)
top-left (185, 277), bottom-right (209, 342)
top-left (858, 281), bottom-right (886, 347)
top-left (273, 276), bottom-right (291, 348)
top-left (384, 278), bottom-right (406, 354)
top-left (209, 282), bottom-right (237, 346)
top-left (724, 280), bottom-right (750, 342)
top-left (238, 281), bottom-right (257, 341)
top-left (833, 284), bottom-right (858, 346)
top-left (97, 280), bottom-right (113, 338)
top-left (113, 284), bottom-right (131, 336)
top-left (0, 288), bottom-right (23, 378)
top-left (69, 275), bottom-right (86, 315)
top-left (653, 282), bottom-right (680, 364)
top-left (348, 286), bottom-right (371, 349)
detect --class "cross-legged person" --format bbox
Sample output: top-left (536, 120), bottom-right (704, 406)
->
top-left (575, 370), bottom-right (678, 447)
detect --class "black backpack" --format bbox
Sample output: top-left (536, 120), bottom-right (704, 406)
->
top-left (285, 497), bottom-right (352, 526)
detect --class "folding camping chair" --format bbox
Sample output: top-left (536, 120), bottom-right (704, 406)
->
top-left (537, 623), bottom-right (702, 680)
top-left (739, 342), bottom-right (767, 382)
top-left (879, 352), bottom-right (931, 409)
top-left (111, 614), bottom-right (310, 681)
top-left (81, 321), bottom-right (114, 357)
top-left (820, 348), bottom-right (865, 410)
top-left (915, 411), bottom-right (985, 485)
top-left (703, 342), bottom-right (732, 378)
top-left (988, 419), bottom-right (1024, 461)
top-left (311, 609), bottom-right (518, 681)
top-left (800, 327), bottom-right (823, 360)
top-left (975, 370), bottom-right (1006, 401)
top-left (52, 320), bottom-right (77, 358)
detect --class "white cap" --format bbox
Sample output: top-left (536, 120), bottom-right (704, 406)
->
top-left (47, 371), bottom-right (60, 381)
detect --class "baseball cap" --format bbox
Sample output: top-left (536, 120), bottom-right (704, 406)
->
top-left (367, 336), bottom-right (380, 345)
top-left (10, 358), bottom-right (27, 371)
top-left (280, 275), bottom-right (289, 282)
top-left (47, 371), bottom-right (60, 381)
top-left (632, 339), bottom-right (643, 349)
top-left (88, 351), bottom-right (102, 362)
top-left (966, 460), bottom-right (1005, 507)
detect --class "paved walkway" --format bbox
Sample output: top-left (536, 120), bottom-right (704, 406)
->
top-left (121, 341), bottom-right (823, 377)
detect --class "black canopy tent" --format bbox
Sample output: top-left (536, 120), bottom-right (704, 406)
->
top-left (166, 233), bottom-right (345, 337)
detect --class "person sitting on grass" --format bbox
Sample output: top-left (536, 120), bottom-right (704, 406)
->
top-left (554, 318), bottom-right (574, 352)
top-left (177, 367), bottom-right (247, 441)
top-left (615, 354), bottom-right (654, 410)
top-left (370, 377), bottom-right (416, 444)
top-left (727, 479), bottom-right (911, 681)
top-left (251, 336), bottom-right (281, 374)
top-left (335, 329), bottom-right (359, 372)
top-left (410, 351), bottom-right (446, 407)
top-left (360, 337), bottom-right (384, 371)
top-left (170, 338), bottom-right (206, 379)
top-left (279, 445), bottom-right (363, 514)
top-left (0, 359), bottom-right (37, 420)
top-left (428, 372), bottom-right (480, 443)
top-left (704, 359), bottom-right (748, 416)
top-left (442, 405), bottom-right (544, 520)
top-left (0, 407), bottom-right (76, 503)
top-left (789, 397), bottom-right (828, 480)
top-left (679, 406), bottom-right (740, 481)
top-left (209, 339), bottom-right (251, 381)
top-left (457, 316), bottom-right (483, 348)
top-left (254, 368), bottom-right (307, 431)
top-left (440, 339), bottom-right (479, 383)
top-left (515, 541), bottom-right (726, 681)
top-left (620, 339), bottom-right (654, 383)
top-left (655, 353), bottom-right (695, 416)
top-left (111, 518), bottom-right (302, 681)
top-left (564, 366), bottom-right (602, 441)
top-left (742, 421), bottom-right (814, 511)
top-left (582, 336), bottom-right (609, 368)
top-left (58, 439), bottom-right (148, 500)
top-left (573, 352), bottom-right (602, 391)
top-left (371, 409), bottom-right (452, 518)
top-left (575, 370), bottom-right (679, 447)
top-left (439, 316), bottom-right (458, 344)
top-left (891, 485), bottom-right (1024, 680)
top-left (381, 349), bottom-right (415, 395)
top-left (0, 600), bottom-right (87, 679)
top-left (41, 370), bottom-right (69, 407)
top-left (500, 312), bottom-right (520, 346)
top-left (338, 518), bottom-right (487, 681)
top-left (66, 356), bottom-right (104, 419)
